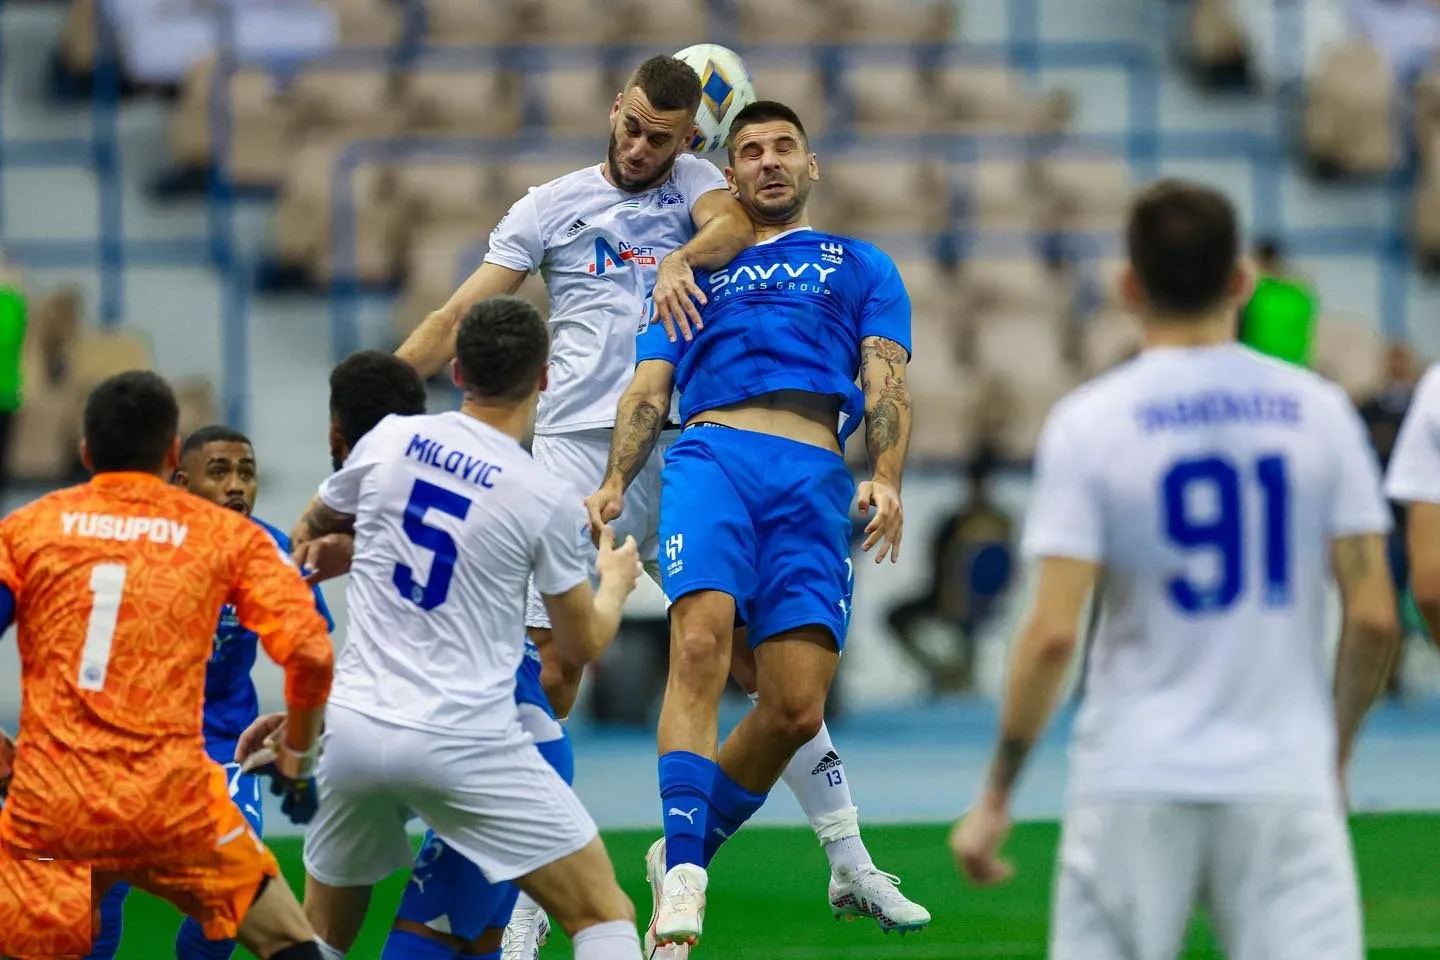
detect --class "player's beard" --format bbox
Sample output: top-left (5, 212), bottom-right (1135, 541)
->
top-left (746, 173), bottom-right (812, 223)
top-left (607, 132), bottom-right (677, 193)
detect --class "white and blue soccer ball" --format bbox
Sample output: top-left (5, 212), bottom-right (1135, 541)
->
top-left (673, 43), bottom-right (757, 155)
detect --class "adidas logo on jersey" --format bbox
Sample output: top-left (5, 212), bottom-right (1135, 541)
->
top-left (811, 750), bottom-right (842, 775)
top-left (564, 218), bottom-right (588, 238)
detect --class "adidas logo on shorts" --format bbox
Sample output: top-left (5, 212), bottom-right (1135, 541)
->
top-left (811, 750), bottom-right (842, 775)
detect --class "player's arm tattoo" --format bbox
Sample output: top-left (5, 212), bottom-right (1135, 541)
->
top-left (860, 336), bottom-right (913, 485)
top-left (298, 500), bottom-right (356, 541)
top-left (988, 737), bottom-right (1033, 793)
top-left (605, 394), bottom-right (667, 489)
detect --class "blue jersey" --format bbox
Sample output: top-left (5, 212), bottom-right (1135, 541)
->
top-left (203, 517), bottom-right (334, 748)
top-left (636, 227), bottom-right (911, 443)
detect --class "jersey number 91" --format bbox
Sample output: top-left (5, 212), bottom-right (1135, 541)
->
top-left (1160, 453), bottom-right (1292, 615)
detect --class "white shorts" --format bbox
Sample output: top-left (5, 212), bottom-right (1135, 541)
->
top-left (302, 705), bottom-right (597, 887)
top-left (524, 427), bottom-right (673, 630)
top-left (1052, 799), bottom-right (1362, 960)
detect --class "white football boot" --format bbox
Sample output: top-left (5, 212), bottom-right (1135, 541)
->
top-left (643, 838), bottom-right (704, 958)
top-left (500, 901), bottom-right (550, 960)
top-left (829, 864), bottom-right (932, 934)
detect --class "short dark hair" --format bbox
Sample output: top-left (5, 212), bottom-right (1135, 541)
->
top-left (180, 424), bottom-right (251, 460)
top-left (1126, 179), bottom-right (1240, 317)
top-left (455, 297), bottom-right (549, 403)
top-left (626, 55), bottom-right (702, 116)
top-left (329, 350), bottom-right (427, 450)
top-left (725, 100), bottom-right (809, 163)
top-left (83, 370), bottom-right (180, 473)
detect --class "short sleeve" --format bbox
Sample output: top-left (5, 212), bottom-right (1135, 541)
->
top-left (672, 155), bottom-right (729, 215)
top-left (483, 191), bottom-right (544, 274)
top-left (318, 421), bottom-right (388, 514)
top-left (533, 494), bottom-right (592, 597)
top-left (1021, 404), bottom-right (1104, 562)
top-left (1385, 366), bottom-right (1440, 504)
top-left (634, 297), bottom-right (686, 367)
top-left (1326, 388), bottom-right (1392, 535)
top-left (858, 250), bottom-right (912, 357)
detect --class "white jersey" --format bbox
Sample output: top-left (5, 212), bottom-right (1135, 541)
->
top-left (484, 153), bottom-right (728, 435)
top-left (1384, 363), bottom-right (1440, 503)
top-left (318, 411), bottom-right (591, 735)
top-left (1025, 344), bottom-right (1391, 805)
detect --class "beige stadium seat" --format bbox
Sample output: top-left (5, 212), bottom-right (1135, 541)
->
top-left (395, 223), bottom-right (489, 342)
top-left (1413, 163), bottom-right (1440, 270)
top-left (169, 58), bottom-right (289, 186)
top-left (1080, 309), bottom-right (1144, 377)
top-left (1035, 153), bottom-right (1132, 234)
top-left (1312, 314), bottom-right (1386, 401)
top-left (894, 258), bottom-right (961, 332)
top-left (393, 160), bottom-right (498, 226)
top-left (957, 159), bottom-right (1042, 232)
top-left (269, 135), bottom-right (405, 284)
top-left (819, 161), bottom-right (950, 236)
top-left (513, 0), bottom-right (621, 44)
top-left (497, 159), bottom-right (591, 202)
top-left (542, 67), bottom-right (620, 138)
top-left (845, 66), bottom-right (936, 136)
top-left (68, 328), bottom-right (154, 407)
top-left (748, 66), bottom-right (829, 137)
top-left (1416, 70), bottom-right (1440, 165)
top-left (1303, 39), bottom-right (1398, 177)
top-left (738, 0), bottom-right (831, 45)
top-left (57, 0), bottom-right (98, 81)
top-left (831, 0), bottom-right (955, 44)
top-left (290, 63), bottom-right (402, 139)
top-left (610, 0), bottom-right (710, 43)
top-left (325, 0), bottom-right (405, 47)
top-left (402, 65), bottom-right (523, 136)
top-left (514, 272), bottom-right (551, 320)
top-left (932, 63), bottom-right (1035, 133)
top-left (422, 0), bottom-right (517, 44)
top-left (957, 257), bottom-right (1071, 319)
top-left (1188, 0), bottom-right (1249, 79)
top-left (11, 383), bottom-right (75, 482)
top-left (175, 377), bottom-right (219, 438)
top-left (971, 313), bottom-right (1078, 460)
top-left (906, 311), bottom-right (983, 462)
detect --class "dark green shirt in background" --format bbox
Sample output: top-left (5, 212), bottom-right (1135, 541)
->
top-left (0, 285), bottom-right (26, 412)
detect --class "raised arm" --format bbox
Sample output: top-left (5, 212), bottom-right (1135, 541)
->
top-left (855, 335), bottom-right (913, 563)
top-left (651, 188), bottom-right (755, 341)
top-left (586, 359), bottom-right (675, 536)
top-left (1330, 533), bottom-right (1401, 772)
top-left (396, 261), bottom-right (528, 378)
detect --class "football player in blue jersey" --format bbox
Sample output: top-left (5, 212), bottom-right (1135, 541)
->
top-left (239, 350), bottom-right (578, 960)
top-left (84, 424), bottom-right (335, 960)
top-left (589, 100), bottom-right (922, 952)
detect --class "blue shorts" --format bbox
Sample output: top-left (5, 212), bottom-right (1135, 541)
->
top-left (206, 738), bottom-right (264, 835)
top-left (658, 425), bottom-right (856, 648)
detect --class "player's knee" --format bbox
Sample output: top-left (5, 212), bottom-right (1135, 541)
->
top-left (757, 697), bottom-right (825, 747)
top-left (670, 625), bottom-right (730, 686)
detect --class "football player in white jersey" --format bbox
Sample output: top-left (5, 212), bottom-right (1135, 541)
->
top-left (287, 297), bottom-right (646, 960)
top-left (950, 180), bottom-right (1400, 960)
top-left (1382, 365), bottom-right (1440, 647)
top-left (392, 53), bottom-right (926, 937)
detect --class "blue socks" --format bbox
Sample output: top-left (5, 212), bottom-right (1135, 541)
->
top-left (381, 928), bottom-right (459, 959)
top-left (659, 751), bottom-right (717, 870)
top-left (85, 883), bottom-right (127, 960)
top-left (704, 767), bottom-right (768, 866)
top-left (176, 916), bottom-right (237, 959)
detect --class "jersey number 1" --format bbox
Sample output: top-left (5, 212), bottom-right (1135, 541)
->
top-left (394, 479), bottom-right (472, 611)
top-left (1161, 454), bottom-right (1291, 614)
top-left (79, 563), bottom-right (127, 691)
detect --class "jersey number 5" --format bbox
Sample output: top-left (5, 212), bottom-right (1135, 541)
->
top-left (1161, 454), bottom-right (1291, 614)
top-left (393, 479), bottom-right (472, 611)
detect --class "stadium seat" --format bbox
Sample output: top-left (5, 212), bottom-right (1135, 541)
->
top-left (514, 272), bottom-right (551, 320)
top-left (748, 65), bottom-right (830, 137)
top-left (513, 0), bottom-right (622, 44)
top-left (831, 0), bottom-right (955, 44)
top-left (542, 66), bottom-right (621, 138)
top-left (931, 63), bottom-right (1038, 133)
top-left (395, 222), bottom-right (488, 342)
top-left (893, 259), bottom-right (961, 333)
top-left (326, 0), bottom-right (405, 48)
top-left (290, 62), bottom-right (402, 139)
top-left (971, 313), bottom-right (1077, 460)
top-left (1415, 69), bottom-right (1440, 164)
top-left (610, 0), bottom-right (711, 44)
top-left (1187, 0), bottom-right (1250, 85)
top-left (1034, 152), bottom-right (1132, 235)
top-left (68, 327), bottom-right (153, 394)
top-left (956, 159), bottom-right (1042, 232)
top-left (1303, 38), bottom-right (1399, 177)
top-left (1079, 309), bottom-right (1144, 377)
top-left (957, 257), bottom-right (1070, 319)
top-left (393, 160), bottom-right (500, 227)
top-left (737, 0), bottom-right (831, 45)
top-left (10, 367), bottom-right (75, 483)
top-left (421, 0), bottom-right (517, 44)
top-left (56, 0), bottom-right (99, 84)
top-left (1312, 314), bottom-right (1387, 402)
top-left (175, 376), bottom-right (219, 438)
top-left (818, 160), bottom-right (950, 236)
top-left (497, 158), bottom-right (592, 203)
top-left (169, 58), bottom-right (288, 186)
top-left (906, 310), bottom-right (984, 462)
top-left (844, 65), bottom-right (938, 136)
top-left (402, 64), bottom-right (524, 136)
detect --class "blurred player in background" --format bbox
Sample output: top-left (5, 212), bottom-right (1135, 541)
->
top-left (285, 299), bottom-right (644, 960)
top-left (596, 100), bottom-right (924, 951)
top-left (86, 424), bottom-right (335, 960)
top-left (1381, 360), bottom-right (1440, 648)
top-left (951, 180), bottom-right (1400, 960)
top-left (395, 54), bottom-right (910, 937)
top-left (0, 370), bottom-right (335, 959)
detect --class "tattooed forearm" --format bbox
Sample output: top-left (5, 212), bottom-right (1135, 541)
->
top-left (860, 337), bottom-right (912, 483)
top-left (299, 501), bottom-right (355, 541)
top-left (604, 397), bottom-right (667, 488)
top-left (988, 737), bottom-right (1034, 793)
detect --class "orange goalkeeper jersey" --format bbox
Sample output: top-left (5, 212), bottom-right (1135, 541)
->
top-left (0, 472), bottom-right (333, 869)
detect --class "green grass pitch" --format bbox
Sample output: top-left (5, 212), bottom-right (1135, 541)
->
top-left (112, 815), bottom-right (1440, 959)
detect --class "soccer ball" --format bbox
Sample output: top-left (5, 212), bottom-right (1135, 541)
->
top-left (673, 43), bottom-right (757, 155)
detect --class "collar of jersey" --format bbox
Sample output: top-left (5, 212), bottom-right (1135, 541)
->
top-left (90, 471), bottom-right (167, 486)
top-left (756, 226), bottom-right (814, 246)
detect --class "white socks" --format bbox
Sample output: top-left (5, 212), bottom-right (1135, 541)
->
top-left (315, 939), bottom-right (346, 960)
top-left (571, 919), bottom-right (642, 959)
top-left (751, 693), bottom-right (875, 875)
